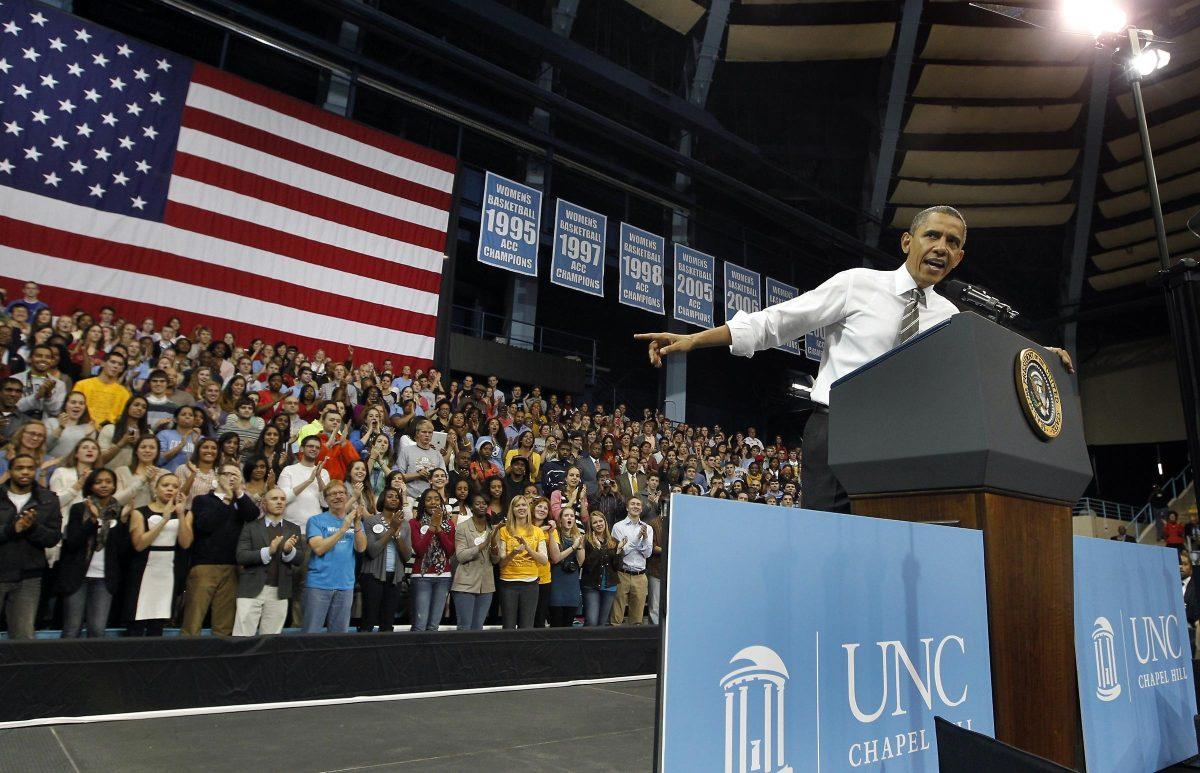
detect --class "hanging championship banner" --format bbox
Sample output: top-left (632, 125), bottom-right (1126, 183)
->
top-left (764, 277), bottom-right (803, 356)
top-left (673, 245), bottom-right (715, 328)
top-left (549, 199), bottom-right (606, 297)
top-left (723, 261), bottom-right (761, 323)
top-left (476, 171), bottom-right (541, 277)
top-left (618, 223), bottom-right (665, 314)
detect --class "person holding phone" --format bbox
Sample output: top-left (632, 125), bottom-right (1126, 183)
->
top-left (125, 473), bottom-right (193, 636)
top-left (409, 487), bottom-right (455, 631)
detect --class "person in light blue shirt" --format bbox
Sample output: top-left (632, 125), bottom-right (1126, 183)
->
top-left (302, 480), bottom-right (367, 633)
top-left (156, 405), bottom-right (202, 473)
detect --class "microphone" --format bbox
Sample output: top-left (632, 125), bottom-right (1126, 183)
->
top-left (942, 280), bottom-right (1020, 324)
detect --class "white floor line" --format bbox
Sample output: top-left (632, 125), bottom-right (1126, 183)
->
top-left (0, 674), bottom-right (657, 731)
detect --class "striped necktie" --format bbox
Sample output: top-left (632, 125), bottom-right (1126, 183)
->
top-left (898, 288), bottom-right (924, 345)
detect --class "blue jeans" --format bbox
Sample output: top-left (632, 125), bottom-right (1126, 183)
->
top-left (62, 579), bottom-right (113, 638)
top-left (583, 588), bottom-right (616, 627)
top-left (452, 591), bottom-right (493, 631)
top-left (301, 586), bottom-right (353, 633)
top-left (411, 576), bottom-right (451, 631)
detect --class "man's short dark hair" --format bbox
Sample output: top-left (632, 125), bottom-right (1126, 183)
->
top-left (908, 205), bottom-right (967, 246)
top-left (301, 435), bottom-right (322, 448)
top-left (237, 396), bottom-right (258, 409)
top-left (105, 351), bottom-right (127, 363)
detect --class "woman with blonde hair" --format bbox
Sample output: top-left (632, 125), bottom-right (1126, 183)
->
top-left (529, 495), bottom-right (557, 628)
top-left (1, 420), bottom-right (50, 485)
top-left (493, 494), bottom-right (547, 629)
top-left (581, 511), bottom-right (621, 627)
top-left (125, 473), bottom-right (194, 636)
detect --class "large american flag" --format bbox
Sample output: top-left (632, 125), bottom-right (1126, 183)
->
top-left (0, 0), bottom-right (453, 366)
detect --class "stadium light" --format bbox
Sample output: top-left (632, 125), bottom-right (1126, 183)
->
top-left (1131, 47), bottom-right (1171, 76)
top-left (1061, 0), bottom-right (1127, 37)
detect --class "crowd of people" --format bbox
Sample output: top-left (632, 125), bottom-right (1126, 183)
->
top-left (0, 281), bottom-right (805, 640)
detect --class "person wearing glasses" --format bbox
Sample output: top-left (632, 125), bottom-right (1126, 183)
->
top-left (179, 463), bottom-right (260, 635)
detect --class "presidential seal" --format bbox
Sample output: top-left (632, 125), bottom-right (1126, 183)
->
top-left (1014, 348), bottom-right (1062, 441)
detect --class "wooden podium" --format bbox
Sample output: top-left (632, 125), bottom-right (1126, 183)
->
top-left (828, 313), bottom-right (1092, 768)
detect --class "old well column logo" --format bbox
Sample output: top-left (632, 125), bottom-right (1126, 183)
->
top-left (720, 646), bottom-right (794, 773)
top-left (1092, 617), bottom-right (1122, 702)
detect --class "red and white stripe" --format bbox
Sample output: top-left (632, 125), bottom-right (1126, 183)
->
top-left (0, 63), bottom-right (455, 367)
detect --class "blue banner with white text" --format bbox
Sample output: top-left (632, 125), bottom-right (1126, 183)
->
top-left (549, 198), bottom-right (606, 297)
top-left (476, 171), bottom-right (541, 277)
top-left (764, 277), bottom-right (802, 356)
top-left (806, 330), bottom-right (826, 362)
top-left (660, 496), bottom-right (995, 772)
top-left (618, 223), bottom-right (665, 314)
top-left (1073, 537), bottom-right (1198, 773)
top-left (723, 261), bottom-right (761, 323)
top-left (673, 245), bottom-right (715, 328)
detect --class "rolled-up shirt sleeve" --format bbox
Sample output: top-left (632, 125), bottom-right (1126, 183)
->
top-left (727, 270), bottom-right (852, 357)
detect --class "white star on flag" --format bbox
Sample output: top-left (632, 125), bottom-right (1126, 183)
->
top-left (23, 145), bottom-right (41, 161)
top-left (49, 134), bottom-right (67, 149)
top-left (3, 120), bottom-right (21, 136)
top-left (75, 122), bottom-right (93, 137)
top-left (82, 88), bottom-right (100, 102)
top-left (109, 76), bottom-right (125, 91)
top-left (88, 183), bottom-right (105, 197)
top-left (48, 37), bottom-right (66, 52)
top-left (12, 82), bottom-right (30, 98)
top-left (94, 146), bottom-right (111, 161)
top-left (135, 159), bottom-right (150, 173)
top-left (100, 112), bottom-right (117, 126)
top-left (92, 52), bottom-right (108, 67)
top-left (66, 62), bottom-right (83, 77)
top-left (126, 101), bottom-right (142, 116)
top-left (132, 68), bottom-right (149, 82)
top-left (117, 135), bottom-right (134, 150)
top-left (3, 21), bottom-right (22, 36)
top-left (69, 159), bottom-right (87, 174)
top-left (130, 195), bottom-right (146, 210)
top-left (112, 171), bottom-right (129, 185)
top-left (74, 27), bottom-right (92, 42)
top-left (21, 46), bottom-right (39, 62)
top-left (142, 125), bottom-right (157, 140)
top-left (0, 58), bottom-right (10, 74)
top-left (29, 108), bottom-right (49, 124)
top-left (148, 91), bottom-right (164, 105)
top-left (57, 98), bottom-right (75, 113)
top-left (29, 11), bottom-right (48, 27)
top-left (39, 73), bottom-right (57, 88)
top-left (43, 171), bottom-right (61, 186)
top-left (116, 43), bottom-right (133, 57)
top-left (155, 57), bottom-right (171, 71)
top-left (0, 158), bottom-right (13, 174)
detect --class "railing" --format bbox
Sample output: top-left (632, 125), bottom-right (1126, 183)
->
top-left (1072, 497), bottom-right (1139, 521)
top-left (450, 305), bottom-right (599, 383)
top-left (1127, 465), bottom-right (1194, 544)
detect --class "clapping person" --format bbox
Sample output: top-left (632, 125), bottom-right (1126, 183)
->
top-left (114, 435), bottom-right (163, 511)
top-left (58, 468), bottom-right (124, 638)
top-left (180, 463), bottom-right (260, 636)
top-left (610, 496), bottom-right (654, 625)
top-left (44, 392), bottom-right (98, 461)
top-left (531, 496), bottom-right (557, 627)
top-left (548, 508), bottom-right (585, 627)
top-left (233, 487), bottom-right (305, 636)
top-left (344, 459), bottom-right (376, 516)
top-left (178, 437), bottom-right (219, 506)
top-left (300, 479), bottom-right (367, 633)
top-left (494, 494), bottom-right (548, 629)
top-left (453, 493), bottom-right (499, 631)
top-left (409, 487), bottom-right (455, 631)
top-left (126, 474), bottom-right (193, 637)
top-left (0, 455), bottom-right (62, 639)
top-left (550, 465), bottom-right (588, 522)
top-left (581, 511), bottom-right (621, 627)
top-left (358, 486), bottom-right (411, 633)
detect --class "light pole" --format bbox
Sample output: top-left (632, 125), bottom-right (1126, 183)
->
top-left (1123, 27), bottom-right (1200, 479)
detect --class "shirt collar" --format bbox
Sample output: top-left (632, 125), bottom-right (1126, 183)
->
top-left (893, 264), bottom-right (920, 297)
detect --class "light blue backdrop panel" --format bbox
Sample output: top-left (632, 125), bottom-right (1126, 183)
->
top-left (1073, 537), bottom-right (1198, 773)
top-left (660, 496), bottom-right (995, 772)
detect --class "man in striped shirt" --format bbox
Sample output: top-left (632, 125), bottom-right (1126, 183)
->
top-left (222, 398), bottom-right (264, 463)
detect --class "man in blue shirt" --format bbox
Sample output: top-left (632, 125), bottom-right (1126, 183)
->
top-left (302, 480), bottom-right (366, 633)
top-left (5, 281), bottom-right (48, 319)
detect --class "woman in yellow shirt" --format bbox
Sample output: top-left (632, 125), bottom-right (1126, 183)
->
top-left (494, 494), bottom-right (547, 629)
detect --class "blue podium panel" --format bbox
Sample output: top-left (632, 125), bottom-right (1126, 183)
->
top-left (660, 496), bottom-right (994, 772)
top-left (1073, 537), bottom-right (1198, 773)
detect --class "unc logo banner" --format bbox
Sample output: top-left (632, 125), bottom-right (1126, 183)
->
top-left (660, 496), bottom-right (995, 772)
top-left (476, 171), bottom-right (542, 277)
top-left (1073, 537), bottom-right (1198, 773)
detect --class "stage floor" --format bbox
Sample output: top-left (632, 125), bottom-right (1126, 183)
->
top-left (0, 677), bottom-right (657, 772)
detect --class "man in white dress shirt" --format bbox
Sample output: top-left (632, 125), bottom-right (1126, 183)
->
top-left (637, 206), bottom-right (1074, 512)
